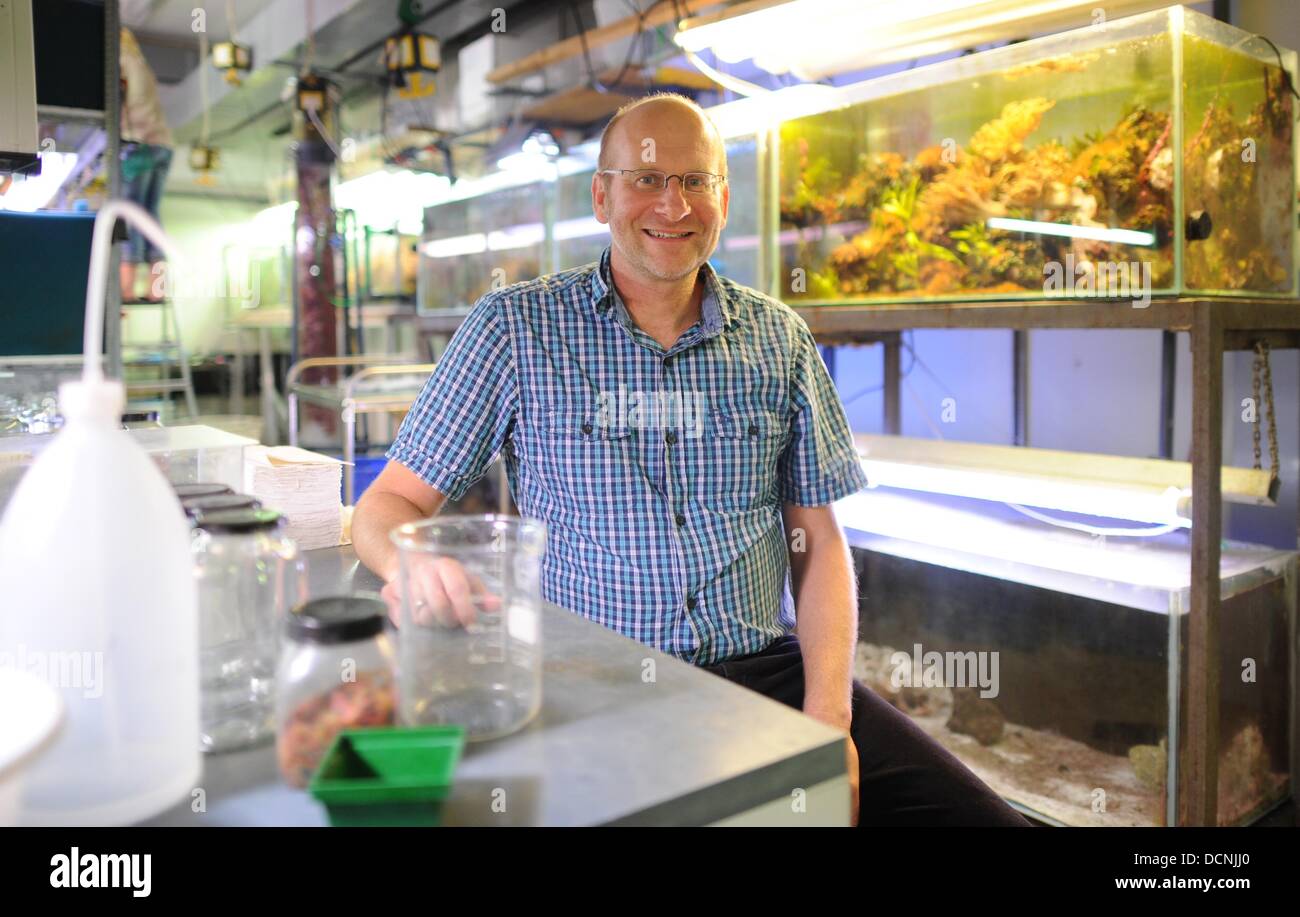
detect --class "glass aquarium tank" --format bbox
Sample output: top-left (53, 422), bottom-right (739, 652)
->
top-left (839, 487), bottom-right (1295, 826)
top-left (777, 6), bottom-right (1297, 304)
top-left (418, 181), bottom-right (545, 313)
top-left (555, 168), bottom-right (611, 271)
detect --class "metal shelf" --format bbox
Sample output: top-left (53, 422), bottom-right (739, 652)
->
top-left (794, 294), bottom-right (1300, 827)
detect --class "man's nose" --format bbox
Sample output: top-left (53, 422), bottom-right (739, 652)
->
top-left (654, 178), bottom-right (692, 221)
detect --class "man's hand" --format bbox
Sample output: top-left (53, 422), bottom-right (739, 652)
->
top-left (380, 554), bottom-right (502, 628)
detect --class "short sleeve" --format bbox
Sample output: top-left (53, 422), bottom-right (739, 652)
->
top-left (778, 321), bottom-right (868, 506)
top-left (386, 293), bottom-right (517, 500)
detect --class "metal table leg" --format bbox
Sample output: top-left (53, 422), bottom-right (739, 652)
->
top-left (1184, 301), bottom-right (1223, 826)
top-left (343, 401), bottom-right (356, 506)
top-left (260, 328), bottom-right (277, 444)
top-left (288, 391), bottom-right (299, 448)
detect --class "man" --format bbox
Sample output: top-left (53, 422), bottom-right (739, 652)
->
top-left (354, 93), bottom-right (1028, 827)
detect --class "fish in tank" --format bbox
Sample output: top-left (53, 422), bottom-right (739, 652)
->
top-left (777, 7), bottom-right (1297, 304)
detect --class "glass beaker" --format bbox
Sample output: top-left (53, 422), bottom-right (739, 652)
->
top-left (192, 508), bottom-right (303, 753)
top-left (390, 515), bottom-right (545, 741)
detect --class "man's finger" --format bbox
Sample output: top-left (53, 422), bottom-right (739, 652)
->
top-left (415, 561), bottom-right (458, 627)
top-left (435, 557), bottom-right (486, 627)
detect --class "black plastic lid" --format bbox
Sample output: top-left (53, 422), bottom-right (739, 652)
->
top-left (183, 493), bottom-right (262, 518)
top-left (193, 508), bottom-right (283, 533)
top-left (173, 482), bottom-right (233, 499)
top-left (286, 596), bottom-right (387, 644)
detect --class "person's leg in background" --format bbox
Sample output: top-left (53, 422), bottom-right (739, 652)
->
top-left (141, 145), bottom-right (172, 301)
top-left (118, 142), bottom-right (172, 302)
top-left (701, 635), bottom-right (1032, 826)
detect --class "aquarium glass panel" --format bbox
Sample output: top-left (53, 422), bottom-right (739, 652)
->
top-left (777, 7), bottom-right (1296, 304)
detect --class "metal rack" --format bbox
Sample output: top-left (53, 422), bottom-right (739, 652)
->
top-left (286, 356), bottom-right (436, 505)
top-left (794, 294), bottom-right (1300, 827)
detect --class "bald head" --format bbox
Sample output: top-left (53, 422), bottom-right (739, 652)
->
top-left (597, 93), bottom-right (727, 176)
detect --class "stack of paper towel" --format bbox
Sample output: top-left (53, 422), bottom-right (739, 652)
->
top-left (243, 446), bottom-right (344, 550)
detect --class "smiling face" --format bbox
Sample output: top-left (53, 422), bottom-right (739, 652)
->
top-left (592, 99), bottom-right (730, 285)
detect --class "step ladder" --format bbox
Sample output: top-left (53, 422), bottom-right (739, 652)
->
top-left (121, 298), bottom-right (199, 420)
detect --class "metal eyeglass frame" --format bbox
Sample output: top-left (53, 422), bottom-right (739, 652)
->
top-left (596, 169), bottom-right (728, 193)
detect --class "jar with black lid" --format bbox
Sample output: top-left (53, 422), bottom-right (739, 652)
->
top-left (274, 596), bottom-right (396, 787)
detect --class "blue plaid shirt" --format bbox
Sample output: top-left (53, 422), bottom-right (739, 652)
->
top-left (388, 247), bottom-right (866, 665)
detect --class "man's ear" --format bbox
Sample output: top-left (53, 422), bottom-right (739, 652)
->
top-left (719, 178), bottom-right (730, 229)
top-left (591, 173), bottom-right (609, 224)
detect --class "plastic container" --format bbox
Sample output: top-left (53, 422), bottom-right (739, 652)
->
top-left (0, 380), bottom-right (200, 824)
top-left (0, 201), bottom-right (200, 826)
top-left (308, 726), bottom-right (464, 827)
top-left (1, 425), bottom-right (255, 518)
top-left (192, 508), bottom-right (300, 753)
top-left (0, 668), bottom-right (64, 827)
top-left (347, 455), bottom-right (387, 503)
top-left (275, 596), bottom-right (396, 787)
top-left (391, 515), bottom-right (545, 741)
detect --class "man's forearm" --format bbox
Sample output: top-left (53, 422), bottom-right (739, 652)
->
top-left (790, 531), bottom-right (858, 729)
top-left (353, 491), bottom-right (427, 583)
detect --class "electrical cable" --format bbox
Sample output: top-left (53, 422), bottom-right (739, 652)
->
top-left (307, 106), bottom-right (342, 159)
top-left (303, 0), bottom-right (316, 77)
top-left (568, 0), bottom-right (647, 93)
top-left (1003, 502), bottom-right (1183, 538)
top-left (843, 331), bottom-right (917, 404)
top-left (198, 31), bottom-right (211, 146)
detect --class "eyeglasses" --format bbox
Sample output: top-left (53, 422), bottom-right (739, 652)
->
top-left (597, 169), bottom-right (727, 194)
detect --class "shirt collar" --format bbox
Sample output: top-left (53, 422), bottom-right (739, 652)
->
top-left (591, 245), bottom-right (735, 337)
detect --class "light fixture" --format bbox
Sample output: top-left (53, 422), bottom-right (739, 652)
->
top-left (494, 125), bottom-right (561, 173)
top-left (384, 30), bottom-right (441, 99)
top-left (674, 0), bottom-right (1171, 81)
top-left (986, 217), bottom-right (1156, 247)
top-left (248, 201), bottom-right (297, 248)
top-left (188, 144), bottom-right (220, 172)
top-left (212, 41), bottom-right (252, 85)
top-left (704, 83), bottom-right (842, 138)
top-left (420, 233), bottom-right (487, 258)
top-left (295, 73), bottom-right (337, 118)
top-left (856, 434), bottom-right (1277, 529)
top-left (0, 151), bottom-right (76, 211)
top-left (334, 168), bottom-right (452, 235)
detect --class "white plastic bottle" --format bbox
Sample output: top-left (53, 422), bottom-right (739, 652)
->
top-left (0, 201), bottom-right (199, 825)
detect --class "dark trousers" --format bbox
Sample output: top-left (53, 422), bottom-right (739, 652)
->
top-left (700, 635), bottom-right (1032, 826)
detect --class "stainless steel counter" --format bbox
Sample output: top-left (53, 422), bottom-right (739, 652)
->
top-left (142, 546), bottom-right (849, 826)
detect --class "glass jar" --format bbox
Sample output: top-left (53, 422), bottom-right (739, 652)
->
top-left (275, 596), bottom-right (396, 787)
top-left (390, 515), bottom-right (545, 741)
top-left (191, 508), bottom-right (301, 753)
top-left (182, 492), bottom-right (261, 522)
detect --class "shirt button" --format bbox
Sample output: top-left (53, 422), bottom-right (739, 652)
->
top-left (664, 431), bottom-right (677, 445)
top-left (581, 423), bottom-right (593, 435)
top-left (686, 597), bottom-right (696, 610)
top-left (748, 423), bottom-right (759, 437)
top-left (674, 513), bottom-right (686, 527)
